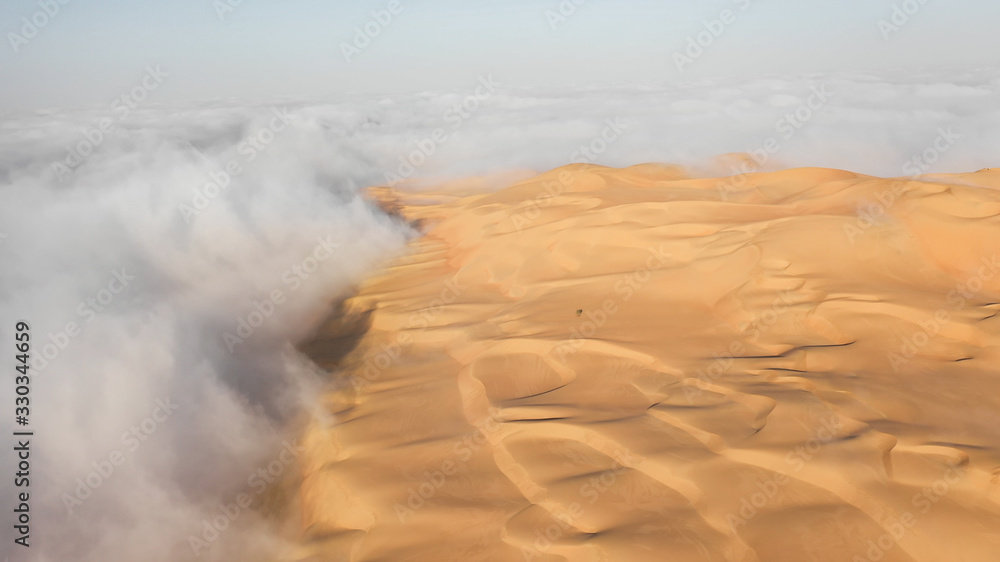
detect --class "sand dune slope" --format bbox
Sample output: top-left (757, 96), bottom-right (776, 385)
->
top-left (293, 165), bottom-right (1000, 562)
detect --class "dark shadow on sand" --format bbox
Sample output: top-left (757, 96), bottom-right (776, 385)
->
top-left (297, 299), bottom-right (375, 374)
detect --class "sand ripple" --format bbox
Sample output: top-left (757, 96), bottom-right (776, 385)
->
top-left (293, 165), bottom-right (1000, 561)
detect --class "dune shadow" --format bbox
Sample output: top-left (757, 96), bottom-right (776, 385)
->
top-left (297, 298), bottom-right (374, 373)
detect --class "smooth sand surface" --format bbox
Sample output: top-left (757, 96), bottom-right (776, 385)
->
top-left (292, 164), bottom-right (1000, 561)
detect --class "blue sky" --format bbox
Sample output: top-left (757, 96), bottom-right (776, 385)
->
top-left (1, 0), bottom-right (997, 112)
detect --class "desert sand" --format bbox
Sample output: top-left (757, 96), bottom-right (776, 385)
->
top-left (292, 164), bottom-right (1000, 562)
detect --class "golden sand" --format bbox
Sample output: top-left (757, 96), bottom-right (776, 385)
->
top-left (293, 164), bottom-right (1000, 561)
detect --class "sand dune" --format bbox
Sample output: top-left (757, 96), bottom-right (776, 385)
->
top-left (292, 164), bottom-right (1000, 562)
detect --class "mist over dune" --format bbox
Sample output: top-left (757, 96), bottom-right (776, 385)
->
top-left (0, 70), bottom-right (998, 561)
top-left (0, 103), bottom-right (413, 562)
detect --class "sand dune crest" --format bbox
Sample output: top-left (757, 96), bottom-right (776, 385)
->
top-left (293, 164), bottom-right (1000, 561)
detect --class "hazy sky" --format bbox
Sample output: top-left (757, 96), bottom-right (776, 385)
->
top-left (1, 0), bottom-right (997, 112)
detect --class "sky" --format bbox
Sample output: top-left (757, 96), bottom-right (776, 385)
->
top-left (1, 0), bottom-right (999, 112)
